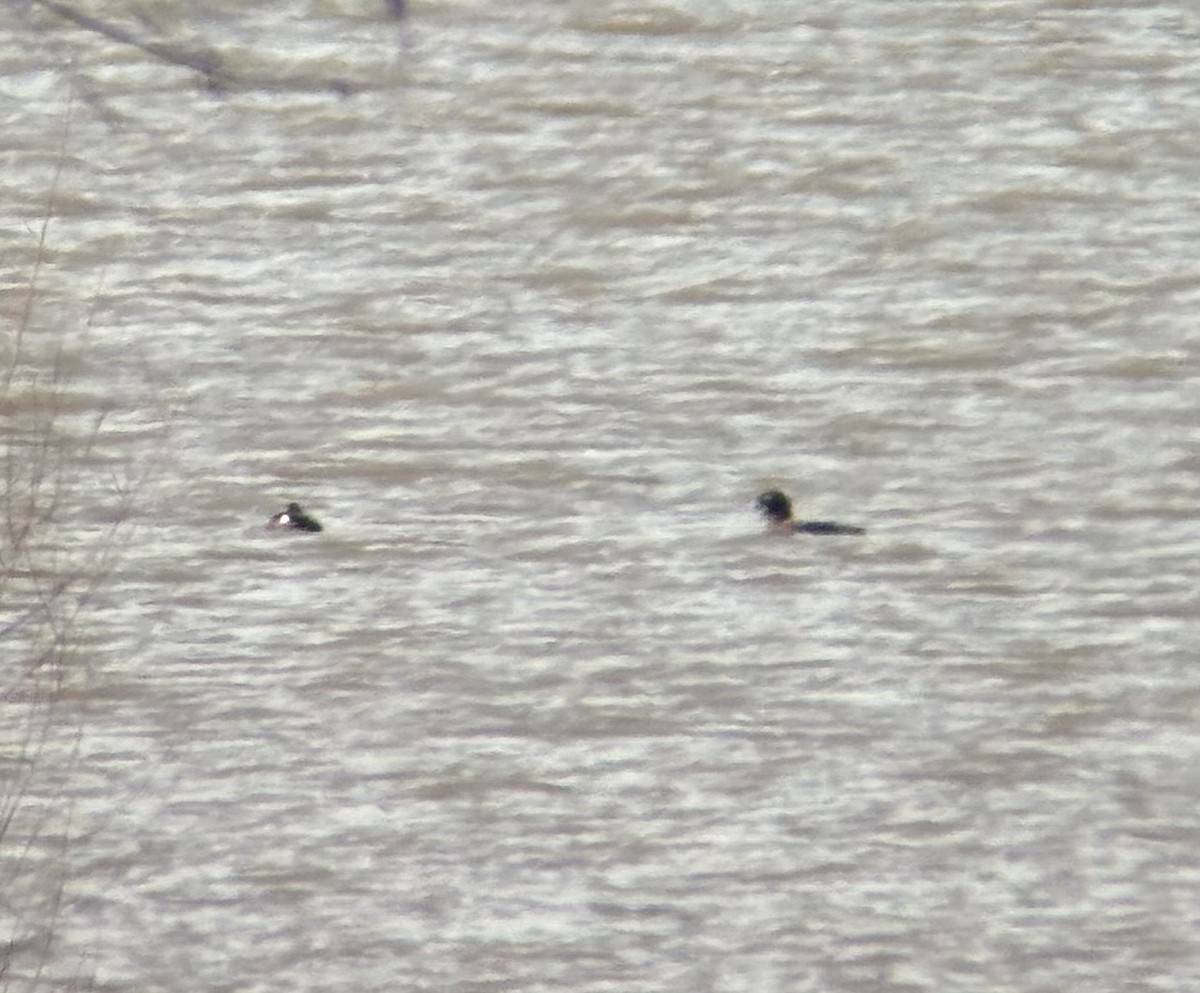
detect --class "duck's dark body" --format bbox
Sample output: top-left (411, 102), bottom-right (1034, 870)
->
top-left (267, 502), bottom-right (323, 533)
top-left (755, 489), bottom-right (864, 536)
top-left (793, 519), bottom-right (866, 536)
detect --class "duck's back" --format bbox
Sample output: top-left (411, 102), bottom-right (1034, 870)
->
top-left (795, 521), bottom-right (865, 536)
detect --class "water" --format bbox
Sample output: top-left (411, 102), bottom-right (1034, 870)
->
top-left (2, 1), bottom-right (1199, 990)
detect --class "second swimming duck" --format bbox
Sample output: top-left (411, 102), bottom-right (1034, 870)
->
top-left (267, 502), bottom-right (323, 533)
top-left (755, 489), bottom-right (864, 536)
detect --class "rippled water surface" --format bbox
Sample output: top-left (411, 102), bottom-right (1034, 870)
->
top-left (3, 1), bottom-right (1199, 990)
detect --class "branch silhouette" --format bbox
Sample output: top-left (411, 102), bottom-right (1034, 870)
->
top-left (32, 0), bottom-right (356, 95)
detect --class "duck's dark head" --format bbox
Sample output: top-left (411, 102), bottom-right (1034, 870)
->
top-left (755, 489), bottom-right (794, 525)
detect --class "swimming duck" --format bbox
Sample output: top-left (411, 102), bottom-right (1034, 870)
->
top-left (267, 502), bottom-right (323, 533)
top-left (755, 489), bottom-right (864, 536)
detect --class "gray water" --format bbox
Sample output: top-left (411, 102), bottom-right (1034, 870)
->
top-left (2, 2), bottom-right (1199, 991)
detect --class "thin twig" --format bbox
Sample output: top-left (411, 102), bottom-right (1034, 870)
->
top-left (5, 92), bottom-right (72, 395)
top-left (32, 0), bottom-right (357, 95)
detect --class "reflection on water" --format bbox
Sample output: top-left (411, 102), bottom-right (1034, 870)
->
top-left (3, 1), bottom-right (1199, 990)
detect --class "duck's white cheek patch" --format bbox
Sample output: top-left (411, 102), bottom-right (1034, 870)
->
top-left (279, 515), bottom-right (290, 525)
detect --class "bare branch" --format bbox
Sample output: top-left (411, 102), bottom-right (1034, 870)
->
top-left (31, 0), bottom-right (357, 95)
top-left (2, 100), bottom-right (147, 993)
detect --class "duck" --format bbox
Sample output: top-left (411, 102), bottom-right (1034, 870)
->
top-left (267, 502), bottom-right (323, 533)
top-left (755, 489), bottom-right (864, 536)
